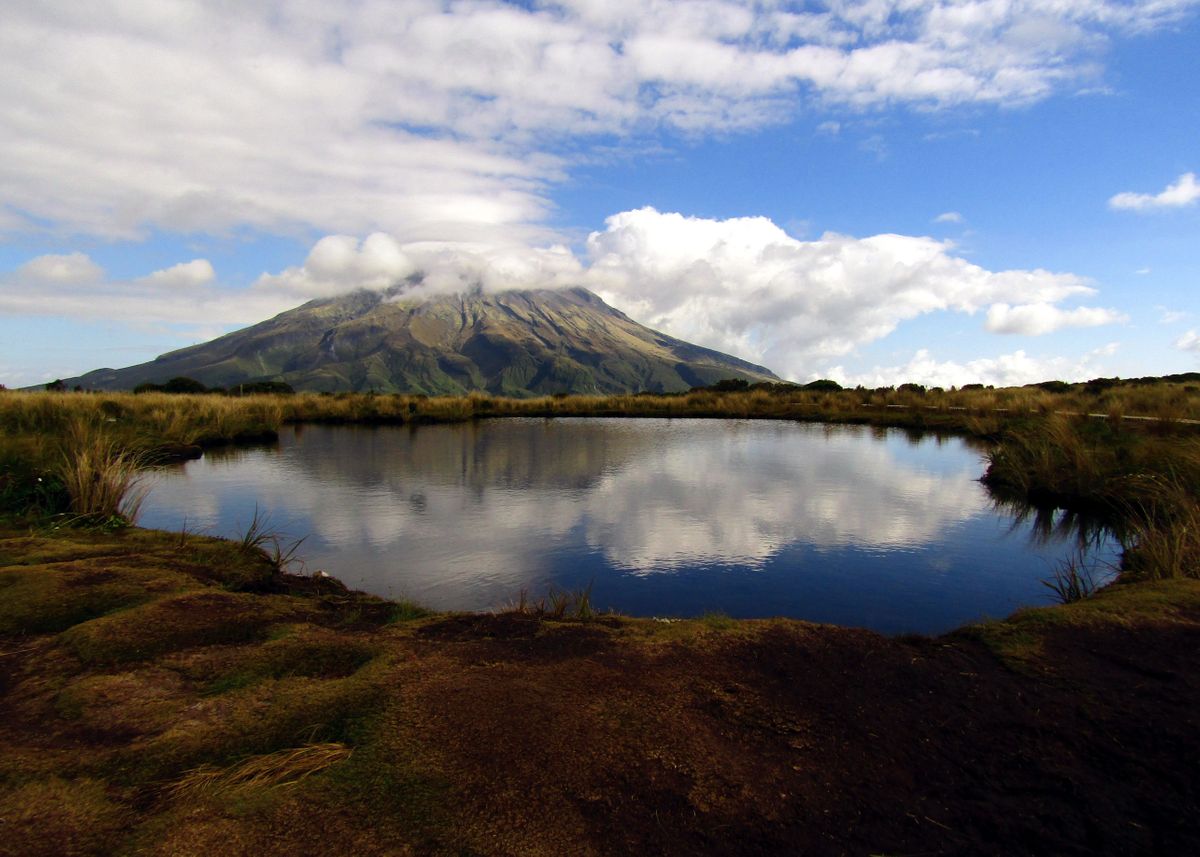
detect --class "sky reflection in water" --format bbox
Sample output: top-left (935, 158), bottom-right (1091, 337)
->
top-left (140, 419), bottom-right (1120, 635)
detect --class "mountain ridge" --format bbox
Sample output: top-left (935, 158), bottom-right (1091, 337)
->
top-left (65, 286), bottom-right (779, 396)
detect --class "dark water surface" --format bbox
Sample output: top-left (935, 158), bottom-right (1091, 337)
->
top-left (140, 419), bottom-right (1119, 635)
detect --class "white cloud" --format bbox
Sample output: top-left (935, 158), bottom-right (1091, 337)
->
top-left (14, 253), bottom-right (104, 286)
top-left (581, 207), bottom-right (1104, 378)
top-left (135, 259), bottom-right (215, 289)
top-left (1, 1), bottom-right (1196, 242)
top-left (0, 253), bottom-right (288, 330)
top-left (2, 206), bottom-right (1129, 383)
top-left (934, 211), bottom-right (964, 224)
top-left (984, 302), bottom-right (1126, 335)
top-left (828, 344), bottom-right (1120, 389)
top-left (1109, 172), bottom-right (1200, 211)
top-left (253, 234), bottom-right (584, 302)
top-left (1176, 330), bottom-right (1200, 353)
top-left (251, 208), bottom-right (1110, 383)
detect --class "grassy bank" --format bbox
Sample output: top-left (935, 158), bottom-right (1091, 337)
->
top-left (1, 524), bottom-right (1198, 855)
top-left (3, 377), bottom-right (1199, 450)
top-left (4, 384), bottom-right (1199, 579)
top-left (2, 385), bottom-right (1199, 853)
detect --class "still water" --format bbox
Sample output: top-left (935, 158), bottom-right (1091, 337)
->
top-left (140, 419), bottom-right (1119, 635)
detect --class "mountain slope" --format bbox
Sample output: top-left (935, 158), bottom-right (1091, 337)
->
top-left (69, 287), bottom-right (779, 395)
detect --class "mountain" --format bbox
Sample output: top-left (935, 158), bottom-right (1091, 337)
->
top-left (67, 286), bottom-right (779, 395)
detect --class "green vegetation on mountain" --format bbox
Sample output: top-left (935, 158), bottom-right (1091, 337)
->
top-left (64, 287), bottom-right (778, 395)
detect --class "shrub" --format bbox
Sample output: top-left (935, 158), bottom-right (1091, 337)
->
top-left (55, 420), bottom-right (150, 524)
top-left (163, 377), bottom-right (208, 394)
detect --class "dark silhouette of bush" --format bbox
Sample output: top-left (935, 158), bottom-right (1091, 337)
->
top-left (802, 379), bottom-right (842, 392)
top-left (229, 381), bottom-right (295, 396)
top-left (163, 377), bottom-right (208, 394)
top-left (898, 383), bottom-right (926, 395)
top-left (45, 379), bottom-right (66, 392)
top-left (1085, 377), bottom-right (1120, 394)
top-left (711, 378), bottom-right (751, 392)
top-left (134, 377), bottom-right (209, 394)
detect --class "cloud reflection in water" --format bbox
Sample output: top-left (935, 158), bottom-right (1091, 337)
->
top-left (142, 419), bottom-right (1100, 630)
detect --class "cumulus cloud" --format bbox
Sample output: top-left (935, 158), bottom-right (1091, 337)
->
top-left (1176, 330), bottom-right (1200, 353)
top-left (0, 254), bottom-right (288, 330)
top-left (254, 234), bottom-right (584, 302)
top-left (14, 253), bottom-right (104, 286)
top-left (580, 207), bottom-right (1114, 378)
top-left (934, 211), bottom-right (964, 224)
top-left (828, 344), bottom-right (1121, 389)
top-left (135, 260), bottom-right (216, 289)
top-left (985, 302), bottom-right (1126, 335)
top-left (2, 1), bottom-right (1196, 241)
top-left (1109, 172), bottom-right (1200, 211)
top-left (3, 206), bottom-right (1130, 383)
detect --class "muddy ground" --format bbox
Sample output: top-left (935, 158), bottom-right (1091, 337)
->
top-left (1, 526), bottom-right (1198, 856)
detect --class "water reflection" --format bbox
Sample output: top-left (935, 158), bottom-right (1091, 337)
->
top-left (986, 482), bottom-right (1119, 550)
top-left (142, 419), bottom-right (1121, 634)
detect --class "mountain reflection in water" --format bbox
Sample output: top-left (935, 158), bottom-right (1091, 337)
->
top-left (141, 419), bottom-right (1121, 635)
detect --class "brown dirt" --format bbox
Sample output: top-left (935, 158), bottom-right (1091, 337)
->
top-left (385, 614), bottom-right (1200, 856)
top-left (1, 529), bottom-right (1199, 856)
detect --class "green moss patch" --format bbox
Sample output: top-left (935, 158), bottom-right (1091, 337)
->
top-left (201, 630), bottom-right (380, 695)
top-left (0, 777), bottom-right (130, 857)
top-left (60, 591), bottom-right (306, 666)
top-left (117, 664), bottom-right (388, 783)
top-left (959, 577), bottom-right (1200, 667)
top-left (0, 560), bottom-right (198, 636)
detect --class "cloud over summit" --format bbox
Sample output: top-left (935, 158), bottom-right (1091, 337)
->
top-left (251, 208), bottom-right (1125, 381)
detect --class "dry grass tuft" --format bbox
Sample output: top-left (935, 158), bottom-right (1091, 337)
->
top-left (55, 418), bottom-right (151, 523)
top-left (1119, 474), bottom-right (1200, 580)
top-left (164, 742), bottom-right (353, 801)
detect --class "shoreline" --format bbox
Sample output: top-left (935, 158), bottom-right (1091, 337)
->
top-left (2, 523), bottom-right (1198, 854)
top-left (2, 388), bottom-right (1199, 853)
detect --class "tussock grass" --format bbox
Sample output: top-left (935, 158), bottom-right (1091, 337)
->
top-left (983, 416), bottom-right (1200, 580)
top-left (1042, 550), bottom-right (1108, 604)
top-left (164, 742), bottom-right (353, 801)
top-left (505, 582), bottom-right (597, 620)
top-left (55, 419), bottom-right (150, 524)
top-left (236, 505), bottom-right (308, 574)
top-left (1120, 475), bottom-right (1200, 580)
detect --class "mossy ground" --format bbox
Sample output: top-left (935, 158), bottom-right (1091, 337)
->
top-left (2, 525), bottom-right (1198, 856)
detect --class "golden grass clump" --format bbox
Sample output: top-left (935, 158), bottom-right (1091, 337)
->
top-left (1119, 474), bottom-right (1200, 580)
top-left (56, 419), bottom-right (151, 523)
top-left (164, 743), bottom-right (353, 801)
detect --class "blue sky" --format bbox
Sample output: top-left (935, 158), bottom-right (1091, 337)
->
top-left (1, 0), bottom-right (1198, 388)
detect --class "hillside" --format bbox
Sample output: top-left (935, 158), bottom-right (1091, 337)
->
top-left (66, 287), bottom-right (778, 395)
